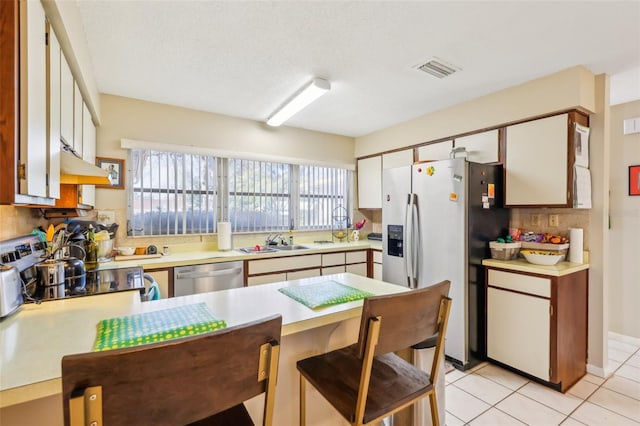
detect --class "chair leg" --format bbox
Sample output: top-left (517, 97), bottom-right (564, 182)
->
top-left (428, 391), bottom-right (439, 426)
top-left (300, 374), bottom-right (306, 426)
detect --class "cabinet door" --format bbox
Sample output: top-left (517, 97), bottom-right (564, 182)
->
top-left (345, 263), bottom-right (367, 277)
top-left (60, 54), bottom-right (74, 146)
top-left (373, 263), bottom-right (383, 280)
top-left (46, 23), bottom-right (60, 199)
top-left (382, 149), bottom-right (413, 169)
top-left (247, 273), bottom-right (287, 286)
top-left (322, 265), bottom-right (346, 275)
top-left (487, 287), bottom-right (550, 380)
top-left (81, 103), bottom-right (96, 206)
top-left (73, 82), bottom-right (83, 156)
top-left (287, 269), bottom-right (321, 280)
top-left (417, 140), bottom-right (453, 162)
top-left (505, 114), bottom-right (569, 206)
top-left (357, 156), bottom-right (382, 208)
top-left (19, 0), bottom-right (48, 198)
top-left (454, 130), bottom-right (499, 164)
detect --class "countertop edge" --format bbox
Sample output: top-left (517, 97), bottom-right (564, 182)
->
top-left (482, 258), bottom-right (589, 276)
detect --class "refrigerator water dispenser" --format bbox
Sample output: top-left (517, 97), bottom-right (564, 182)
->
top-left (387, 225), bottom-right (403, 257)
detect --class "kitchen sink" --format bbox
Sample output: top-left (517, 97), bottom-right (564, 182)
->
top-left (237, 247), bottom-right (279, 254)
top-left (275, 245), bottom-right (309, 251)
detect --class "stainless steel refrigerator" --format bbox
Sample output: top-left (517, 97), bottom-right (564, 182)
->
top-left (382, 158), bottom-right (509, 370)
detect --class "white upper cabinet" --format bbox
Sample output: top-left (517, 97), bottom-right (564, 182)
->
top-left (73, 82), bottom-right (83, 157)
top-left (81, 103), bottom-right (96, 206)
top-left (505, 113), bottom-right (571, 206)
top-left (357, 156), bottom-right (382, 209)
top-left (47, 23), bottom-right (60, 199)
top-left (382, 149), bottom-right (413, 169)
top-left (19, 0), bottom-right (48, 198)
top-left (417, 140), bottom-right (453, 162)
top-left (60, 53), bottom-right (74, 147)
top-left (454, 130), bottom-right (499, 163)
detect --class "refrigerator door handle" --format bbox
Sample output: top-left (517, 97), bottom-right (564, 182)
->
top-left (405, 193), bottom-right (418, 289)
top-left (404, 193), bottom-right (413, 288)
top-left (410, 195), bottom-right (419, 288)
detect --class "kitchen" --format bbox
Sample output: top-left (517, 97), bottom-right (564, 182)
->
top-left (1, 1), bottom-right (640, 425)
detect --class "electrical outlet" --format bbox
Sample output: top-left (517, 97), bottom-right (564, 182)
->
top-left (531, 214), bottom-right (541, 227)
top-left (97, 210), bottom-right (116, 224)
top-left (549, 214), bottom-right (559, 227)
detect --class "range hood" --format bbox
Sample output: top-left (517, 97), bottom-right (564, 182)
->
top-left (60, 151), bottom-right (111, 185)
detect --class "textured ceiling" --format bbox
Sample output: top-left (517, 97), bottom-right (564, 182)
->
top-left (77, 1), bottom-right (640, 137)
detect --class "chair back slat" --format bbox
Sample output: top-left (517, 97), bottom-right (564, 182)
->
top-left (356, 280), bottom-right (450, 358)
top-left (62, 314), bottom-right (282, 426)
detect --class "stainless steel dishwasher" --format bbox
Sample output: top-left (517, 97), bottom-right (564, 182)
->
top-left (173, 261), bottom-right (244, 296)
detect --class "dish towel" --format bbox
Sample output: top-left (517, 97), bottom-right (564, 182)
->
top-left (278, 280), bottom-right (373, 309)
top-left (93, 303), bottom-right (226, 351)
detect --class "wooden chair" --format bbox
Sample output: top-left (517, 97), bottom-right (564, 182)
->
top-left (297, 281), bottom-right (451, 426)
top-left (61, 314), bottom-right (282, 426)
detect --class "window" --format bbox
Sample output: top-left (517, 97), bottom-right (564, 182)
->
top-left (128, 149), bottom-right (352, 236)
top-left (129, 150), bottom-right (217, 236)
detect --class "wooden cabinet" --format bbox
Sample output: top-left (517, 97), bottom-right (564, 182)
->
top-left (505, 111), bottom-right (588, 207)
top-left (454, 129), bottom-right (499, 164)
top-left (357, 156), bottom-right (382, 209)
top-left (486, 267), bottom-right (588, 392)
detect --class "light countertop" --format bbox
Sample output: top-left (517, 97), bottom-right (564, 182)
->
top-left (0, 273), bottom-right (406, 407)
top-left (98, 240), bottom-right (381, 270)
top-left (482, 258), bottom-right (589, 276)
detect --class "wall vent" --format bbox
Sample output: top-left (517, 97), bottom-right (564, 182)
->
top-left (415, 58), bottom-right (461, 79)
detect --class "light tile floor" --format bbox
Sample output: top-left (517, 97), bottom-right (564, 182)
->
top-left (445, 335), bottom-right (640, 425)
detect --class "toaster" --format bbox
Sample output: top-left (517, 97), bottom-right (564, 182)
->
top-left (0, 265), bottom-right (23, 318)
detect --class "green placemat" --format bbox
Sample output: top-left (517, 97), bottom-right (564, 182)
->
top-left (278, 280), bottom-right (373, 309)
top-left (94, 303), bottom-right (226, 351)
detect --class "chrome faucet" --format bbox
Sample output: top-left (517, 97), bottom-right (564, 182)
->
top-left (265, 234), bottom-right (282, 246)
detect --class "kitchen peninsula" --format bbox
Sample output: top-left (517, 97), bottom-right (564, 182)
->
top-left (0, 273), bottom-right (407, 426)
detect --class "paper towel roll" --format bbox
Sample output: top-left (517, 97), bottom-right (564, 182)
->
top-left (569, 228), bottom-right (583, 263)
top-left (217, 222), bottom-right (232, 251)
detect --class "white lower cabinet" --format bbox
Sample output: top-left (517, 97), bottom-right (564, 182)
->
top-left (487, 286), bottom-right (550, 380)
top-left (247, 250), bottom-right (369, 285)
top-left (372, 250), bottom-right (382, 280)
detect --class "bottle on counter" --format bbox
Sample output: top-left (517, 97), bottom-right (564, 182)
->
top-left (84, 225), bottom-right (98, 269)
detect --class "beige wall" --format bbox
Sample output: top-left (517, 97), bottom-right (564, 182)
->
top-left (355, 66), bottom-right (595, 157)
top-left (609, 100), bottom-right (640, 338)
top-left (94, 94), bottom-right (356, 246)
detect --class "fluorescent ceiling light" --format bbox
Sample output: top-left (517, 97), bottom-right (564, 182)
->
top-left (267, 78), bottom-right (331, 127)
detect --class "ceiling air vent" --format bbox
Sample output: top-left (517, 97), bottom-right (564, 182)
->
top-left (415, 58), bottom-right (460, 79)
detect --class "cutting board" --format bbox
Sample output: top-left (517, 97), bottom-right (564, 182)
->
top-left (114, 254), bottom-right (162, 261)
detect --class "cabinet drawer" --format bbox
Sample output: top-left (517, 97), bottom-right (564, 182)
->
top-left (287, 269), bottom-right (321, 280)
top-left (247, 273), bottom-right (287, 286)
top-left (322, 265), bottom-right (346, 275)
top-left (248, 254), bottom-right (321, 275)
top-left (372, 250), bottom-right (382, 264)
top-left (346, 263), bottom-right (367, 277)
top-left (322, 253), bottom-right (346, 266)
top-left (488, 269), bottom-right (550, 298)
top-left (346, 250), bottom-right (367, 264)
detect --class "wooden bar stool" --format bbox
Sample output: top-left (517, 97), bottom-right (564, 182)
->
top-left (297, 281), bottom-right (451, 426)
top-left (61, 314), bottom-right (282, 426)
